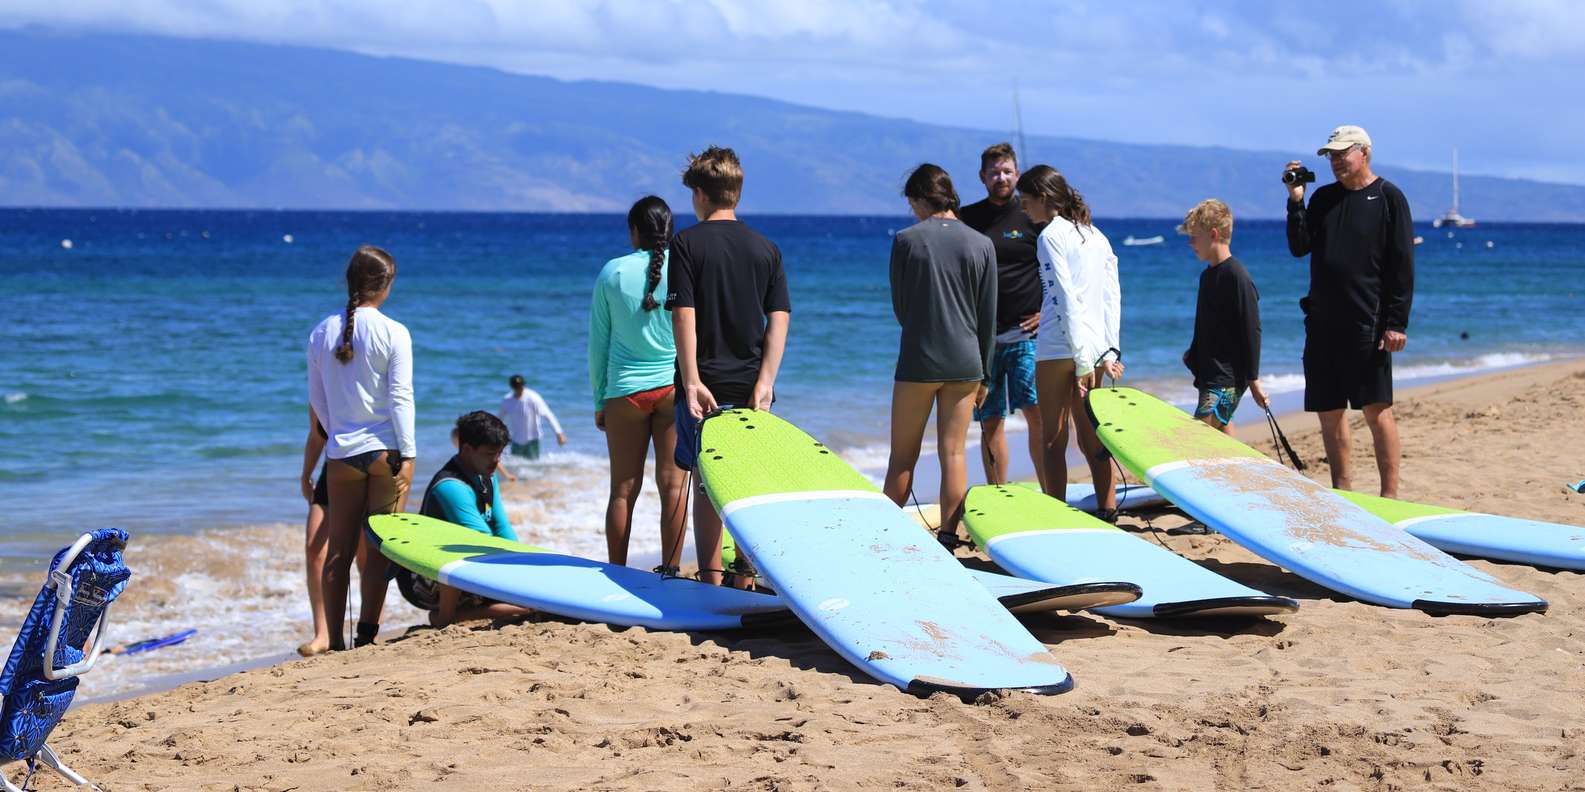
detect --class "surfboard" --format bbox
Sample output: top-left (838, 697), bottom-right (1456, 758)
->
top-left (1061, 481), bottom-right (1170, 513)
top-left (368, 513), bottom-right (788, 631)
top-left (964, 484), bottom-right (1299, 618)
top-left (1337, 491), bottom-right (1585, 571)
top-left (1087, 387), bottom-right (1547, 616)
top-left (698, 409), bottom-right (1073, 696)
top-left (901, 502), bottom-right (1144, 611)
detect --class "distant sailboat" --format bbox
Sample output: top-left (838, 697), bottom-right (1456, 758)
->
top-left (1432, 148), bottom-right (1476, 229)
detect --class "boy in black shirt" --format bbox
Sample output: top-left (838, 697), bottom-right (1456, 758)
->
top-left (666, 146), bottom-right (791, 587)
top-left (1178, 199), bottom-right (1268, 433)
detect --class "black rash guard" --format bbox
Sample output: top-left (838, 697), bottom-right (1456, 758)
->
top-left (1186, 255), bottom-right (1261, 390)
top-left (960, 198), bottom-right (1042, 336)
top-left (1286, 177), bottom-right (1414, 336)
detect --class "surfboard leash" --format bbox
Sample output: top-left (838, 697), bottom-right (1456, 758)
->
top-left (1263, 406), bottom-right (1307, 471)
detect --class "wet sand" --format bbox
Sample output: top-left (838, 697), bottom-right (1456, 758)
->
top-left (27, 359), bottom-right (1585, 791)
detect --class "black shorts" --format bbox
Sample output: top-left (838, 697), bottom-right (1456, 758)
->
top-left (1303, 326), bottom-right (1393, 412)
top-left (312, 460), bottom-right (329, 507)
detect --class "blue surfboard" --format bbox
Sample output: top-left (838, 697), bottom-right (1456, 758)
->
top-left (1338, 491), bottom-right (1585, 571)
top-left (1089, 388), bottom-right (1547, 616)
top-left (369, 513), bottom-right (788, 631)
top-left (965, 484), bottom-right (1298, 618)
top-left (700, 409), bottom-right (1073, 696)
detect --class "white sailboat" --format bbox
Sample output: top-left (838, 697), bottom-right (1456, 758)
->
top-left (1432, 148), bottom-right (1476, 229)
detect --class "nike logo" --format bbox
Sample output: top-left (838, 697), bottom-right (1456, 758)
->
top-left (1366, 195), bottom-right (1380, 200)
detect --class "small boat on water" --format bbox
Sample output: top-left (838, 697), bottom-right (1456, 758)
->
top-left (1432, 148), bottom-right (1476, 229)
top-left (1122, 235), bottom-right (1164, 247)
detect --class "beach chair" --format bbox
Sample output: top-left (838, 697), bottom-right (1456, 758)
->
top-left (0, 529), bottom-right (130, 792)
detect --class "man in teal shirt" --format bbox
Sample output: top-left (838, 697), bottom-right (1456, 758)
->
top-left (396, 411), bottom-right (534, 626)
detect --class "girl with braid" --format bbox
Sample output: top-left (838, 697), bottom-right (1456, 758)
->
top-left (588, 196), bottom-right (687, 571)
top-left (306, 245), bottom-right (415, 651)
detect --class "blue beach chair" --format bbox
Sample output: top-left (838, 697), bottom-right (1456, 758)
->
top-left (0, 529), bottom-right (130, 792)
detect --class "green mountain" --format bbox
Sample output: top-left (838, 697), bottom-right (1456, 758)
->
top-left (3, 28), bottom-right (1582, 221)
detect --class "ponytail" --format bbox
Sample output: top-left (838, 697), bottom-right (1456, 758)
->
top-left (626, 195), bottom-right (673, 312)
top-left (334, 245), bottom-right (397, 364)
top-left (1016, 165), bottom-right (1093, 228)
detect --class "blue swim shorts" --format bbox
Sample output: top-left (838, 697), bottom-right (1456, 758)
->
top-left (1194, 386), bottom-right (1246, 427)
top-left (973, 339), bottom-right (1039, 422)
top-left (674, 401), bottom-right (743, 472)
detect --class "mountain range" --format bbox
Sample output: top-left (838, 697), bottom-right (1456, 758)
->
top-left (4, 28), bottom-right (1583, 221)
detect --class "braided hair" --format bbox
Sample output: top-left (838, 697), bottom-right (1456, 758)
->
top-left (334, 245), bottom-right (397, 364)
top-left (626, 196), bottom-right (673, 311)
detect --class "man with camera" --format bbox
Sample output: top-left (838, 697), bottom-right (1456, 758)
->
top-left (1284, 124), bottom-right (1414, 498)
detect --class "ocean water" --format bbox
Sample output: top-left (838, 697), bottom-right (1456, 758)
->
top-left (1, 208), bottom-right (1581, 694)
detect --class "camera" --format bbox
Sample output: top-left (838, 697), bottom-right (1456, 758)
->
top-left (1283, 166), bottom-right (1316, 186)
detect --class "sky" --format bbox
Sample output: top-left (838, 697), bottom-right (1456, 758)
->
top-left (4, 0), bottom-right (1582, 184)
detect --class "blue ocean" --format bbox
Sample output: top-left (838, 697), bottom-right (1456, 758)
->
top-left (1, 207), bottom-right (1581, 695)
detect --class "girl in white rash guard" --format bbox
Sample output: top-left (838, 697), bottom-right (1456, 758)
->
top-left (306, 245), bottom-right (415, 651)
top-left (1016, 165), bottom-right (1126, 520)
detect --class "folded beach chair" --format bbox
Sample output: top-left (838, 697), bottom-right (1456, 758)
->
top-left (0, 529), bottom-right (130, 792)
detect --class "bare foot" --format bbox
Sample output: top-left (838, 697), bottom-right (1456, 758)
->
top-left (296, 639), bottom-right (331, 657)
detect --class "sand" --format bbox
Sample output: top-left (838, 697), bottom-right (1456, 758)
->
top-left (27, 360), bottom-right (1585, 791)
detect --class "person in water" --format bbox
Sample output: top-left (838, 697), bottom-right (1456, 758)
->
top-left (306, 245), bottom-right (414, 650)
top-left (397, 411), bottom-right (535, 627)
top-left (498, 374), bottom-right (565, 460)
top-left (589, 196), bottom-right (687, 571)
top-left (667, 145), bottom-right (791, 588)
top-left (882, 163), bottom-right (996, 543)
top-left (1179, 198), bottom-right (1269, 433)
top-left (1016, 165), bottom-right (1125, 521)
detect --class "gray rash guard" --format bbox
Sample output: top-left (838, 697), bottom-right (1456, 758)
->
top-left (889, 217), bottom-right (998, 382)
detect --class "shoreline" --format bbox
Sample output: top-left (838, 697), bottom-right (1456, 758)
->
top-left (31, 355), bottom-right (1585, 790)
top-left (53, 356), bottom-right (1584, 699)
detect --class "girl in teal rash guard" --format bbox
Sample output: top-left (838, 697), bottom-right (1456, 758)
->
top-left (588, 196), bottom-right (687, 571)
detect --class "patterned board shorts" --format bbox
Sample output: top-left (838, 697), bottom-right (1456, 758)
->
top-left (1194, 386), bottom-right (1246, 427)
top-left (973, 339), bottom-right (1039, 422)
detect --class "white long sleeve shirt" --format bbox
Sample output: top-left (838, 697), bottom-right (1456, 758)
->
top-left (1035, 218), bottom-right (1121, 376)
top-left (499, 388), bottom-right (562, 444)
top-left (307, 306), bottom-right (417, 460)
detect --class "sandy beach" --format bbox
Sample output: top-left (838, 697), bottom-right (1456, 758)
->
top-left (28, 359), bottom-right (1585, 791)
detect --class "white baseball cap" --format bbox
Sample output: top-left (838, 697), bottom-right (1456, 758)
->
top-left (1317, 125), bottom-right (1372, 155)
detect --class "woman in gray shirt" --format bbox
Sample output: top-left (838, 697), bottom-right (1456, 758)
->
top-left (882, 164), bottom-right (997, 542)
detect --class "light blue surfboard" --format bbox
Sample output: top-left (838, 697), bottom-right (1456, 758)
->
top-left (700, 409), bottom-right (1073, 696)
top-left (1338, 491), bottom-right (1585, 572)
top-left (965, 484), bottom-right (1299, 618)
top-left (1061, 481), bottom-right (1170, 513)
top-left (1089, 388), bottom-right (1547, 616)
top-left (369, 513), bottom-right (788, 631)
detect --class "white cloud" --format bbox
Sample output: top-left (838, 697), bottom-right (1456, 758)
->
top-left (1, 0), bottom-right (1578, 183)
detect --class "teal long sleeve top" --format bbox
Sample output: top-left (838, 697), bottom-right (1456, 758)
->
top-left (427, 476), bottom-right (518, 542)
top-left (588, 249), bottom-right (677, 407)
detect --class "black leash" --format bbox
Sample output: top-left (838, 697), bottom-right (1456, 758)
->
top-left (1263, 405), bottom-right (1307, 471)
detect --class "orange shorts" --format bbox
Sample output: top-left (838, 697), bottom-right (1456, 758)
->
top-left (620, 384), bottom-right (674, 415)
